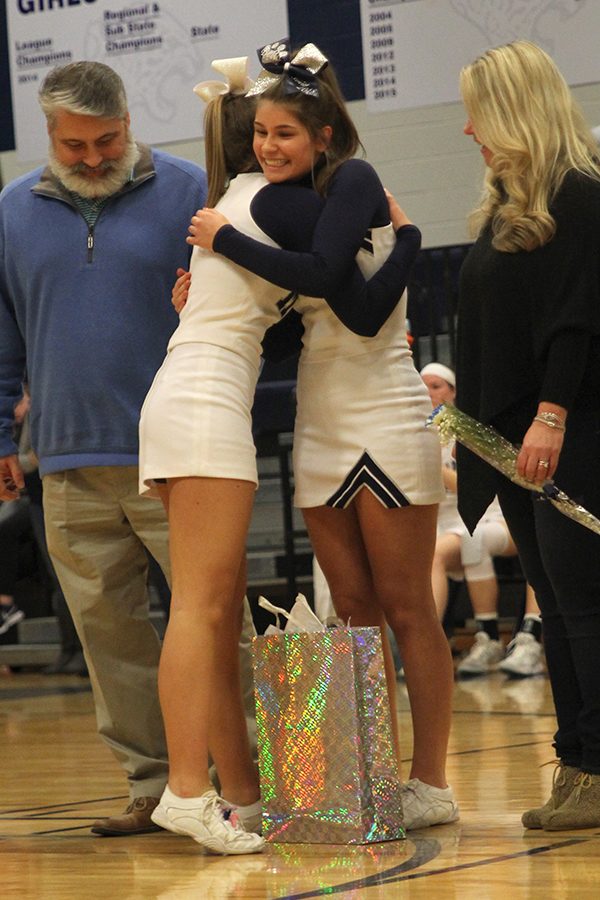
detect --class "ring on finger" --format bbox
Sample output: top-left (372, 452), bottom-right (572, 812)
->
top-left (537, 459), bottom-right (550, 468)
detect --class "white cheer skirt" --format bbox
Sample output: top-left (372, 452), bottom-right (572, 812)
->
top-left (139, 342), bottom-right (259, 498)
top-left (293, 345), bottom-right (444, 509)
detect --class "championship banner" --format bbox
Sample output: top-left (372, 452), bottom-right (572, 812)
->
top-left (6, 0), bottom-right (288, 161)
top-left (360, 0), bottom-right (600, 113)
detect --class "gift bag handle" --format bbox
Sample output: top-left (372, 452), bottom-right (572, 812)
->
top-left (258, 594), bottom-right (325, 633)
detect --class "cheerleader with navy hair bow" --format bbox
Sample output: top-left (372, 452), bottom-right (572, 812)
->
top-left (190, 39), bottom-right (457, 831)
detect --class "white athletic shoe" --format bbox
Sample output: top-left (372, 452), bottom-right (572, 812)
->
top-left (400, 778), bottom-right (459, 830)
top-left (456, 631), bottom-right (504, 677)
top-left (499, 632), bottom-right (545, 678)
top-left (151, 788), bottom-right (265, 855)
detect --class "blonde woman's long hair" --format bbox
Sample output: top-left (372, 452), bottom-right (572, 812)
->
top-left (203, 93), bottom-right (259, 207)
top-left (460, 40), bottom-right (600, 252)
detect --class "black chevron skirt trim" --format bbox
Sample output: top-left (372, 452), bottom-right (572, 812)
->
top-left (325, 451), bottom-right (411, 509)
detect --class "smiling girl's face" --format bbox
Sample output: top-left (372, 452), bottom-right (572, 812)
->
top-left (253, 100), bottom-right (331, 184)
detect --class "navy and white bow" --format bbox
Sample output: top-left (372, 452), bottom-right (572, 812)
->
top-left (246, 39), bottom-right (328, 98)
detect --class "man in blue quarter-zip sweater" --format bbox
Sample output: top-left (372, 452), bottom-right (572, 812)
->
top-left (0, 61), bottom-right (255, 837)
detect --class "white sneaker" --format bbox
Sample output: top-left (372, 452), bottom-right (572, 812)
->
top-left (400, 778), bottom-right (459, 830)
top-left (151, 788), bottom-right (265, 855)
top-left (499, 632), bottom-right (545, 678)
top-left (456, 632), bottom-right (504, 677)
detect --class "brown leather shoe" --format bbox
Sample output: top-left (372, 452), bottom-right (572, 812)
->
top-left (91, 797), bottom-right (163, 836)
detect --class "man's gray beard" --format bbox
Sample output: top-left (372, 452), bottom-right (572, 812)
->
top-left (48, 131), bottom-right (141, 199)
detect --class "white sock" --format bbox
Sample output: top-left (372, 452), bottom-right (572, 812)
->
top-left (161, 784), bottom-right (215, 807)
top-left (222, 798), bottom-right (261, 816)
top-left (409, 778), bottom-right (453, 795)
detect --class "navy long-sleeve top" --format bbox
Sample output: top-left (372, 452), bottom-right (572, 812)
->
top-left (214, 159), bottom-right (421, 337)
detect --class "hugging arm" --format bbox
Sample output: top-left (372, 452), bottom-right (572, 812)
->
top-left (213, 161), bottom-right (396, 298)
top-left (213, 163), bottom-right (421, 336)
top-left (324, 223), bottom-right (421, 336)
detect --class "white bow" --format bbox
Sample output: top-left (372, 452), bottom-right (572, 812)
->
top-left (193, 56), bottom-right (254, 103)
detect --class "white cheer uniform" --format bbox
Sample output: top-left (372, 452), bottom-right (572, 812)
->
top-left (293, 224), bottom-right (444, 509)
top-left (139, 174), bottom-right (288, 496)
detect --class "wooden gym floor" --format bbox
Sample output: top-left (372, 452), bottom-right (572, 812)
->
top-left (2, 666), bottom-right (599, 899)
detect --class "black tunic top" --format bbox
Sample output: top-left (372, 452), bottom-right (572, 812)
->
top-left (456, 170), bottom-right (600, 531)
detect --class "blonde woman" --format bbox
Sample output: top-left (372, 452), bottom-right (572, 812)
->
top-left (456, 40), bottom-right (600, 830)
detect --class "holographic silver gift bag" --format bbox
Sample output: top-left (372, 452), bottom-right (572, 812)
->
top-left (252, 617), bottom-right (405, 844)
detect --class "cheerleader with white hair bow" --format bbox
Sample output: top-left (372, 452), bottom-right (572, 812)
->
top-left (140, 52), bottom-right (424, 851)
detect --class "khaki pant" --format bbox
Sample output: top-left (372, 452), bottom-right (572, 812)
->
top-left (43, 466), bottom-right (256, 799)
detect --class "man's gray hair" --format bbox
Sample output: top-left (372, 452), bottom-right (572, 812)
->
top-left (39, 61), bottom-right (128, 127)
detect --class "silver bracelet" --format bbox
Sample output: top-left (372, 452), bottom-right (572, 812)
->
top-left (533, 412), bottom-right (566, 432)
